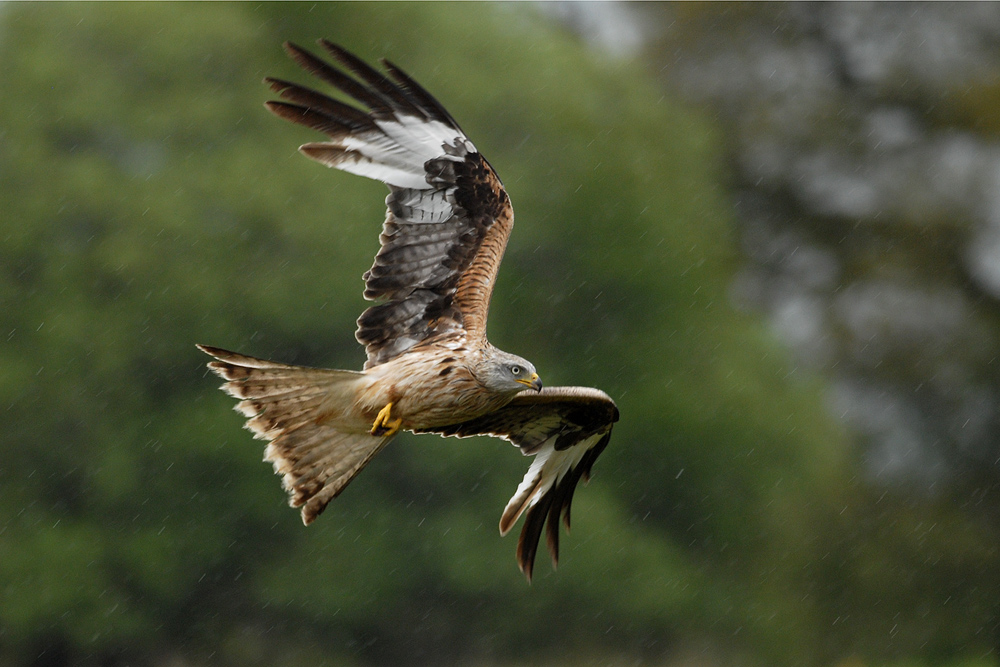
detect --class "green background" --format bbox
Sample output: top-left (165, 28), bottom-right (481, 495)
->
top-left (1, 3), bottom-right (995, 666)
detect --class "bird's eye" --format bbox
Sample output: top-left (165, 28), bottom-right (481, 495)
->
top-left (511, 366), bottom-right (521, 375)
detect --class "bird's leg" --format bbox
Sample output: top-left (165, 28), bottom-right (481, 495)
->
top-left (370, 402), bottom-right (403, 437)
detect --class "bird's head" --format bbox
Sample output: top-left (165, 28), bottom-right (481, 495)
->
top-left (476, 349), bottom-right (542, 395)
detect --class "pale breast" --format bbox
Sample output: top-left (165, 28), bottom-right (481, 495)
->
top-left (356, 337), bottom-right (509, 429)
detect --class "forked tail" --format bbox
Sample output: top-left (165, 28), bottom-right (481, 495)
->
top-left (197, 344), bottom-right (393, 524)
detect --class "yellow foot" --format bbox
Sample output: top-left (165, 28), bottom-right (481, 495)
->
top-left (370, 402), bottom-right (403, 437)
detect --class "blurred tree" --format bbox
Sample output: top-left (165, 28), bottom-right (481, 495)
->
top-left (631, 3), bottom-right (1000, 664)
top-left (0, 3), bottom-right (872, 666)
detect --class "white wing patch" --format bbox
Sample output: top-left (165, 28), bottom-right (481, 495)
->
top-left (301, 116), bottom-right (471, 191)
top-left (499, 433), bottom-right (602, 536)
top-left (376, 116), bottom-right (463, 162)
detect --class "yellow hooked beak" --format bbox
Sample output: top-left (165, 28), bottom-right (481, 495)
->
top-left (516, 373), bottom-right (543, 392)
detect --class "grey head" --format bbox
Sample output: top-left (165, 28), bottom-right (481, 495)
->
top-left (474, 348), bottom-right (543, 396)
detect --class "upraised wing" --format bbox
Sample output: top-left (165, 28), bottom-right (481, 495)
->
top-left (419, 387), bottom-right (619, 581)
top-left (265, 41), bottom-right (513, 368)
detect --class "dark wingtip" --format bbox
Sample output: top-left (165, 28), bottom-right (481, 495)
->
top-left (282, 40), bottom-right (305, 58)
top-left (263, 100), bottom-right (338, 136)
top-left (263, 100), bottom-right (289, 114)
top-left (317, 38), bottom-right (347, 59)
top-left (263, 100), bottom-right (305, 125)
top-left (263, 76), bottom-right (291, 93)
top-left (518, 549), bottom-right (534, 584)
top-left (317, 39), bottom-right (367, 74)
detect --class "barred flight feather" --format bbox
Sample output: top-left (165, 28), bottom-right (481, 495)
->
top-left (418, 387), bottom-right (619, 581)
top-left (264, 41), bottom-right (513, 368)
top-left (200, 42), bottom-right (620, 583)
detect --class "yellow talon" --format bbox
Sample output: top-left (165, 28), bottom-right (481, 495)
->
top-left (371, 402), bottom-right (403, 437)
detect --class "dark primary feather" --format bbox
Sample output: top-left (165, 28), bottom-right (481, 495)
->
top-left (265, 41), bottom-right (513, 368)
top-left (258, 42), bottom-right (621, 580)
top-left (283, 41), bottom-right (394, 118)
top-left (429, 387), bottom-right (620, 452)
top-left (381, 58), bottom-right (462, 128)
top-left (317, 39), bottom-right (427, 120)
top-left (265, 77), bottom-right (374, 131)
top-left (418, 387), bottom-right (619, 580)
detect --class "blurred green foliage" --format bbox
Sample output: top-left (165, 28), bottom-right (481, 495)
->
top-left (1, 3), bottom-right (996, 667)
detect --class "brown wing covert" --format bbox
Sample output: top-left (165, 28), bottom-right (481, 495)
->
top-left (418, 387), bottom-right (620, 581)
top-left (265, 41), bottom-right (513, 368)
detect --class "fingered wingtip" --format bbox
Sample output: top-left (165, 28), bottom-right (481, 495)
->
top-left (263, 76), bottom-right (288, 92)
top-left (317, 38), bottom-right (344, 55)
top-left (519, 558), bottom-right (534, 584)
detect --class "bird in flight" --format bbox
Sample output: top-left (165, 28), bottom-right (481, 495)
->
top-left (199, 40), bottom-right (619, 581)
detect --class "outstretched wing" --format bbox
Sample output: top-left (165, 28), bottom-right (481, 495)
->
top-left (419, 387), bottom-right (619, 582)
top-left (265, 41), bottom-right (513, 368)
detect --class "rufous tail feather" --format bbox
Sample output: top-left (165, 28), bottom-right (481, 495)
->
top-left (197, 344), bottom-right (393, 523)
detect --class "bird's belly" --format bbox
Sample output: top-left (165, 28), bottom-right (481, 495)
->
top-left (358, 358), bottom-right (503, 429)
